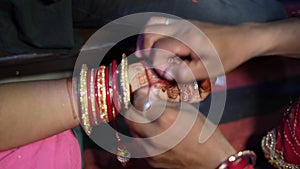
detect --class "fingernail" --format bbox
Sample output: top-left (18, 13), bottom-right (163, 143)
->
top-left (143, 101), bottom-right (152, 112)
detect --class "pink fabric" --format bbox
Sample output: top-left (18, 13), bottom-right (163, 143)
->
top-left (0, 129), bottom-right (81, 169)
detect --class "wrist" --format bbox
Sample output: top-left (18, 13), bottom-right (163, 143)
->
top-left (231, 22), bottom-right (270, 61)
top-left (208, 134), bottom-right (237, 168)
top-left (199, 22), bottom-right (264, 71)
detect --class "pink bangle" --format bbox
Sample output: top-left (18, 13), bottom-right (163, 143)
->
top-left (216, 150), bottom-right (256, 169)
top-left (87, 69), bottom-right (96, 126)
top-left (112, 59), bottom-right (120, 116)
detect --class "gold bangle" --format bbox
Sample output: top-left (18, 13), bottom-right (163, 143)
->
top-left (124, 54), bottom-right (130, 108)
top-left (90, 68), bottom-right (99, 125)
top-left (120, 53), bottom-right (130, 109)
top-left (80, 64), bottom-right (92, 135)
top-left (261, 129), bottom-right (299, 169)
top-left (97, 66), bottom-right (109, 123)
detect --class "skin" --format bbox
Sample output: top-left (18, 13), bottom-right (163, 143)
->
top-left (126, 88), bottom-right (236, 169)
top-left (0, 79), bottom-right (79, 151)
top-left (136, 17), bottom-right (300, 82)
top-left (131, 17), bottom-right (300, 168)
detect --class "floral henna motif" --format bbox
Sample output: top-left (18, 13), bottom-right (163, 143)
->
top-left (129, 62), bottom-right (211, 103)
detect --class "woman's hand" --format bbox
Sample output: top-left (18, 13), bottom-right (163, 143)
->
top-left (125, 88), bottom-right (236, 169)
top-left (136, 17), bottom-right (300, 82)
top-left (135, 17), bottom-right (254, 82)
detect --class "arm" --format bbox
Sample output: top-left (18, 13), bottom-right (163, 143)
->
top-left (0, 78), bottom-right (79, 151)
top-left (205, 18), bottom-right (300, 67)
top-left (257, 18), bottom-right (300, 58)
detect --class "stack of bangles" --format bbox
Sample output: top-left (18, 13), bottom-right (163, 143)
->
top-left (78, 54), bottom-right (130, 165)
top-left (78, 53), bottom-right (260, 168)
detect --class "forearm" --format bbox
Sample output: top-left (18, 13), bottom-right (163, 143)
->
top-left (259, 18), bottom-right (300, 57)
top-left (0, 78), bottom-right (79, 151)
top-left (235, 18), bottom-right (300, 60)
top-left (197, 18), bottom-right (300, 73)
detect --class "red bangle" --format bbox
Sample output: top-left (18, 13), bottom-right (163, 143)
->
top-left (93, 68), bottom-right (102, 123)
top-left (216, 150), bottom-right (256, 169)
top-left (105, 65), bottom-right (113, 122)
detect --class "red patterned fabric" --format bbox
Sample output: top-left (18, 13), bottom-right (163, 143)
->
top-left (275, 97), bottom-right (300, 165)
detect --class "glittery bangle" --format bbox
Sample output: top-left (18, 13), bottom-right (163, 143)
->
top-left (262, 129), bottom-right (300, 169)
top-left (120, 53), bottom-right (130, 109)
top-left (98, 66), bottom-right (109, 123)
top-left (124, 54), bottom-right (130, 108)
top-left (120, 56), bottom-right (125, 109)
top-left (79, 64), bottom-right (92, 135)
top-left (87, 70), bottom-right (96, 126)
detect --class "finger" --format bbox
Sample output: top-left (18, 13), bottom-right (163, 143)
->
top-left (135, 33), bottom-right (165, 58)
top-left (136, 17), bottom-right (177, 58)
top-left (125, 88), bottom-right (167, 137)
top-left (166, 59), bottom-right (210, 82)
top-left (146, 16), bottom-right (176, 26)
top-left (150, 38), bottom-right (193, 80)
top-left (153, 37), bottom-right (191, 56)
top-left (125, 102), bottom-right (178, 138)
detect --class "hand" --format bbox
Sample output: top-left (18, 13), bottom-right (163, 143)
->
top-left (125, 88), bottom-right (236, 169)
top-left (136, 16), bottom-right (263, 82)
